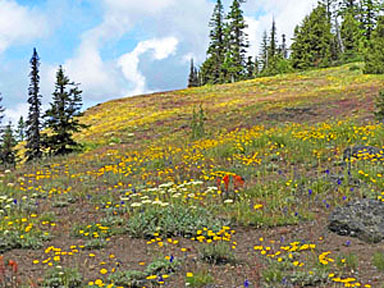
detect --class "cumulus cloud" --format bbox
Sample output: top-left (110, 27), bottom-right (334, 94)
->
top-left (118, 37), bottom-right (179, 96)
top-left (0, 0), bottom-right (50, 53)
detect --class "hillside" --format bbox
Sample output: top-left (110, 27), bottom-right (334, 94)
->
top-left (2, 63), bottom-right (384, 287)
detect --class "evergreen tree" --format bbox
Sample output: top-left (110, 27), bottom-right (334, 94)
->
top-left (245, 56), bottom-right (255, 79)
top-left (341, 11), bottom-right (362, 61)
top-left (254, 56), bottom-right (260, 75)
top-left (16, 116), bottom-right (25, 142)
top-left (1, 122), bottom-right (17, 168)
top-left (259, 30), bottom-right (269, 71)
top-left (360, 0), bottom-right (381, 40)
top-left (222, 0), bottom-right (249, 82)
top-left (25, 48), bottom-right (43, 162)
top-left (280, 34), bottom-right (288, 59)
top-left (269, 18), bottom-right (277, 58)
top-left (364, 15), bottom-right (384, 74)
top-left (0, 93), bottom-right (5, 130)
top-left (188, 58), bottom-right (199, 87)
top-left (44, 66), bottom-right (86, 155)
top-left (320, 0), bottom-right (336, 19)
top-left (338, 0), bottom-right (359, 16)
top-left (202, 0), bottom-right (226, 84)
top-left (290, 4), bottom-right (333, 69)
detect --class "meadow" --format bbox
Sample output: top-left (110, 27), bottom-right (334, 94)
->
top-left (1, 63), bottom-right (384, 287)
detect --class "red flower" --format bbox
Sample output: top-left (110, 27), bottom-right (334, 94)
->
top-left (216, 177), bottom-right (221, 190)
top-left (234, 175), bottom-right (245, 189)
top-left (223, 174), bottom-right (230, 191)
top-left (8, 260), bottom-right (18, 274)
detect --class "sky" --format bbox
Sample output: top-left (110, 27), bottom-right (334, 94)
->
top-left (0, 0), bottom-right (319, 123)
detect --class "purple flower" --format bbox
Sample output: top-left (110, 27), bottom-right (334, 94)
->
top-left (343, 196), bottom-right (347, 201)
top-left (350, 188), bottom-right (354, 192)
top-left (337, 179), bottom-right (342, 185)
top-left (325, 169), bottom-right (330, 175)
top-left (170, 255), bottom-right (174, 263)
top-left (345, 240), bottom-right (351, 246)
top-left (308, 189), bottom-right (313, 195)
top-left (13, 199), bottom-right (17, 204)
top-left (326, 203), bottom-right (330, 209)
top-left (244, 279), bottom-right (250, 287)
top-left (295, 212), bottom-right (299, 216)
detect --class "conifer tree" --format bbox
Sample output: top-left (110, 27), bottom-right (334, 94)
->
top-left (259, 30), bottom-right (269, 72)
top-left (25, 48), bottom-right (43, 162)
top-left (201, 0), bottom-right (225, 84)
top-left (16, 116), bottom-right (25, 142)
top-left (245, 56), bottom-right (255, 79)
top-left (0, 93), bottom-right (4, 130)
top-left (280, 34), bottom-right (288, 59)
top-left (290, 4), bottom-right (333, 69)
top-left (44, 66), bottom-right (86, 155)
top-left (341, 11), bottom-right (362, 61)
top-left (222, 0), bottom-right (249, 82)
top-left (269, 18), bottom-right (277, 58)
top-left (1, 122), bottom-right (17, 168)
top-left (364, 15), bottom-right (384, 74)
top-left (188, 58), bottom-right (199, 87)
top-left (360, 0), bottom-right (381, 40)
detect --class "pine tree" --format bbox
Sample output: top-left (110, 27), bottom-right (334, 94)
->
top-left (269, 18), bottom-right (277, 58)
top-left (201, 0), bottom-right (226, 84)
top-left (291, 4), bottom-right (333, 69)
top-left (338, 0), bottom-right (359, 16)
top-left (222, 0), bottom-right (249, 82)
top-left (341, 11), bottom-right (362, 61)
top-left (25, 48), bottom-right (43, 162)
top-left (320, 0), bottom-right (336, 19)
top-left (44, 66), bottom-right (86, 155)
top-left (360, 0), bottom-right (381, 40)
top-left (260, 30), bottom-right (269, 72)
top-left (245, 56), bottom-right (255, 79)
top-left (16, 116), bottom-right (25, 142)
top-left (1, 122), bottom-right (17, 168)
top-left (0, 93), bottom-right (5, 130)
top-left (280, 34), bottom-right (288, 59)
top-left (188, 59), bottom-right (199, 88)
top-left (364, 15), bottom-right (384, 74)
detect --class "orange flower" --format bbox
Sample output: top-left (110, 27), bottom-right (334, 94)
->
top-left (223, 175), bottom-right (230, 191)
top-left (234, 175), bottom-right (244, 188)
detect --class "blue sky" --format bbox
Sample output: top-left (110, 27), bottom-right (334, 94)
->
top-left (0, 0), bottom-right (318, 123)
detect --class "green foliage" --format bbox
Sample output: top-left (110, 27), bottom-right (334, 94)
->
top-left (188, 59), bottom-right (199, 88)
top-left (341, 12), bottom-right (363, 62)
top-left (185, 269), bottom-right (214, 288)
top-left (372, 251), bottom-right (384, 271)
top-left (374, 90), bottom-right (384, 122)
top-left (199, 242), bottom-right (237, 264)
top-left (222, 0), bottom-right (249, 83)
top-left (15, 116), bottom-right (25, 142)
top-left (364, 16), bottom-right (384, 74)
top-left (289, 268), bottom-right (329, 286)
top-left (25, 48), bottom-right (43, 162)
top-left (336, 252), bottom-right (359, 270)
top-left (126, 204), bottom-right (224, 238)
top-left (44, 65), bottom-right (87, 156)
top-left (41, 266), bottom-right (82, 288)
top-left (1, 122), bottom-right (17, 168)
top-left (291, 4), bottom-right (332, 69)
top-left (107, 270), bottom-right (147, 287)
top-left (261, 261), bottom-right (285, 285)
top-left (190, 105), bottom-right (206, 140)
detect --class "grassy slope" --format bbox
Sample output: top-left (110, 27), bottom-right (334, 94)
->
top-left (2, 64), bottom-right (384, 287)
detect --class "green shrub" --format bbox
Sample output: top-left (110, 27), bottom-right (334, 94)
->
top-left (185, 269), bottom-right (214, 288)
top-left (127, 204), bottom-right (224, 238)
top-left (42, 266), bottom-right (82, 288)
top-left (199, 242), bottom-right (236, 265)
top-left (373, 252), bottom-right (384, 271)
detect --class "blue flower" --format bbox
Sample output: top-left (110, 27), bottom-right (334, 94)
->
top-left (170, 255), bottom-right (174, 263)
top-left (343, 196), bottom-right (347, 201)
top-left (325, 169), bottom-right (330, 174)
top-left (308, 189), bottom-right (313, 195)
top-left (244, 279), bottom-right (250, 287)
top-left (337, 179), bottom-right (342, 185)
top-left (13, 199), bottom-right (17, 204)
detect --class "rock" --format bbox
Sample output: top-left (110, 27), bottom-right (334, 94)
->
top-left (329, 199), bottom-right (384, 243)
top-left (343, 145), bottom-right (384, 163)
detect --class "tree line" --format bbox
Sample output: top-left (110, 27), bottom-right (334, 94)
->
top-left (0, 48), bottom-right (86, 167)
top-left (188, 0), bottom-right (384, 87)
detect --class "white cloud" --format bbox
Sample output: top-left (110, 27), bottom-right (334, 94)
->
top-left (0, 0), bottom-right (50, 53)
top-left (118, 37), bottom-right (179, 96)
top-left (4, 103), bottom-right (29, 125)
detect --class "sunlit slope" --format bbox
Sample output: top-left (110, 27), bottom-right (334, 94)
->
top-left (78, 64), bottom-right (384, 146)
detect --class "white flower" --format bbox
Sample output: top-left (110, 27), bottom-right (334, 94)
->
top-left (224, 199), bottom-right (234, 204)
top-left (141, 200), bottom-right (152, 204)
top-left (131, 202), bottom-right (142, 207)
